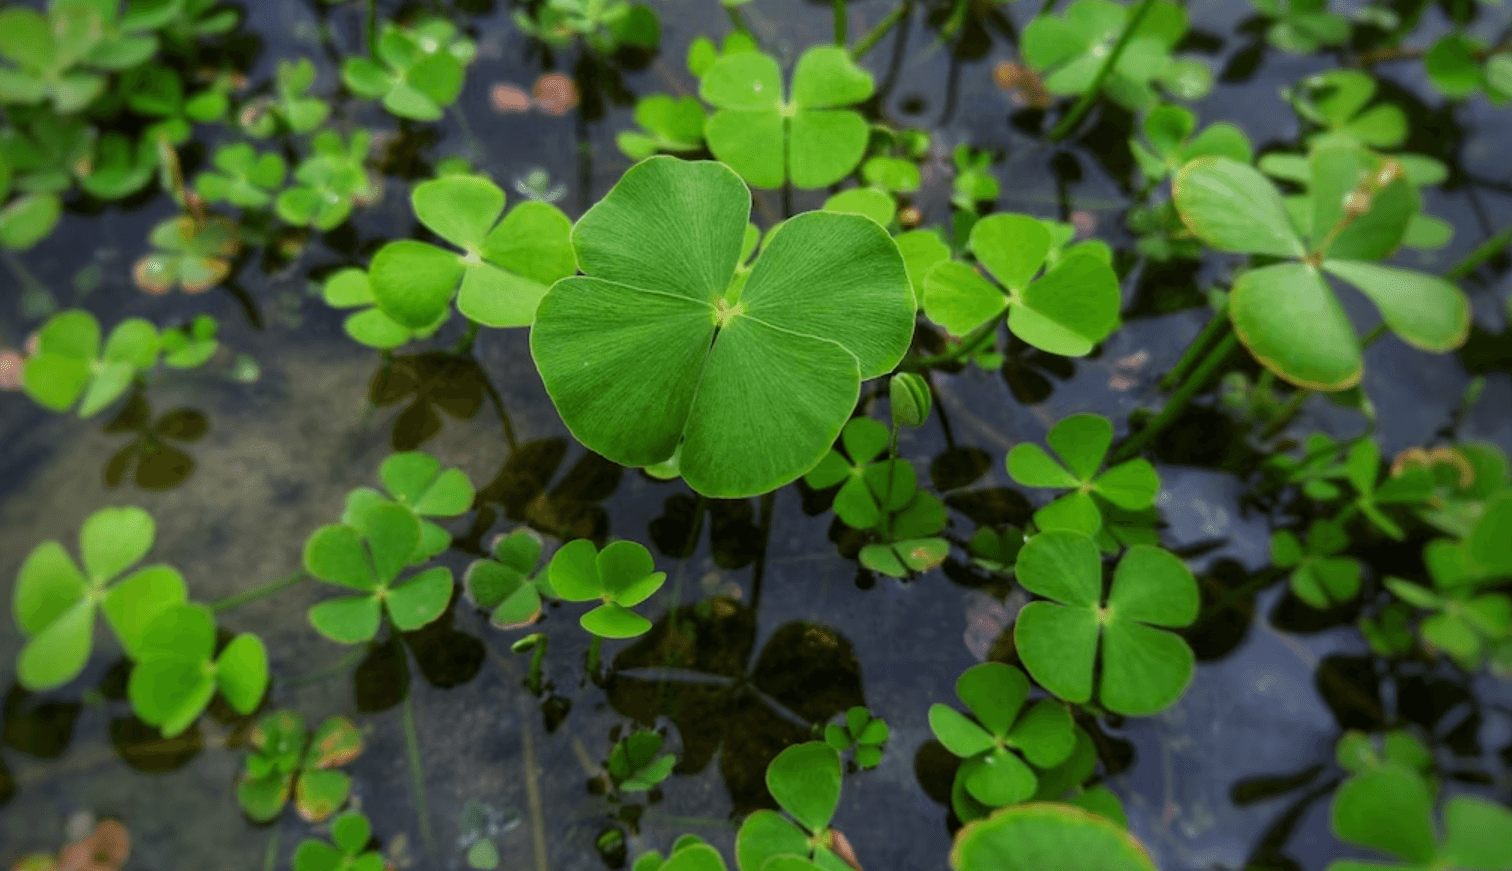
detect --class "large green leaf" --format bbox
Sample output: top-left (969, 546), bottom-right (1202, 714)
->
top-left (1331, 764), bottom-right (1435, 864)
top-left (1321, 260), bottom-right (1469, 353)
top-left (766, 742), bottom-right (842, 834)
top-left (950, 804), bottom-right (1157, 871)
top-left (532, 158), bottom-right (912, 498)
top-left (1229, 261), bottom-right (1362, 391)
top-left (1174, 157), bottom-right (1306, 258)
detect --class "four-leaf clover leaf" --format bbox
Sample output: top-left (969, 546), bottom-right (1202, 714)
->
top-left (700, 46), bottom-right (875, 189)
top-left (12, 505), bottom-right (186, 689)
top-left (342, 19), bottom-right (476, 121)
top-left (293, 811), bottom-right (385, 871)
top-left (370, 174), bottom-right (576, 330)
top-left (1271, 519), bottom-right (1361, 608)
top-left (804, 416), bottom-right (915, 530)
top-left (127, 603), bottom-right (268, 737)
top-left (929, 662), bottom-right (1075, 819)
top-left (22, 310), bottom-right (160, 417)
top-left (195, 143), bottom-right (288, 208)
top-left (735, 742), bottom-right (852, 871)
top-left (132, 215), bottom-right (239, 295)
top-left (302, 502), bottom-right (454, 643)
top-left (922, 213), bottom-right (1122, 356)
top-left (342, 450), bottom-right (475, 564)
top-left (464, 528), bottom-right (548, 629)
top-left (237, 711), bottom-right (364, 823)
top-left (1007, 413), bottom-right (1160, 539)
top-left (531, 157), bottom-right (914, 498)
top-left (1013, 530), bottom-right (1199, 715)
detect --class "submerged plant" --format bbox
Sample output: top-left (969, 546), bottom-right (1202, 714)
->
top-left (606, 729), bottom-right (677, 793)
top-left (237, 711), bottom-right (364, 823)
top-left (531, 157), bottom-right (914, 498)
top-left (1173, 149), bottom-right (1470, 390)
top-left (302, 502), bottom-right (454, 643)
top-left (1272, 519), bottom-right (1361, 608)
top-left (131, 215), bottom-right (239, 294)
top-left (243, 58), bottom-right (329, 136)
top-left (342, 19), bottom-right (476, 122)
top-left (922, 213), bottom-right (1121, 356)
top-left (929, 662), bottom-right (1075, 820)
top-left (699, 46), bottom-right (875, 189)
top-left (194, 143), bottom-right (287, 208)
top-left (548, 538), bottom-right (666, 638)
top-left (275, 130), bottom-right (374, 232)
top-left (513, 0), bottom-right (661, 54)
top-left (1386, 538), bottom-right (1512, 673)
top-left (369, 173), bottom-right (575, 330)
top-left (1013, 530), bottom-right (1199, 716)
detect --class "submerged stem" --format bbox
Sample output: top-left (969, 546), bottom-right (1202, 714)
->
top-left (1047, 0), bottom-right (1157, 141)
top-left (263, 827), bottom-right (281, 871)
top-left (1445, 221), bottom-right (1512, 280)
top-left (1160, 301), bottom-right (1230, 391)
top-left (210, 572), bottom-right (305, 613)
top-left (851, 0), bottom-right (909, 60)
top-left (365, 0), bottom-right (378, 58)
top-left (902, 311), bottom-right (1005, 370)
top-left (402, 690), bottom-right (433, 851)
top-left (833, 0), bottom-right (847, 45)
top-left (1112, 331), bottom-right (1239, 463)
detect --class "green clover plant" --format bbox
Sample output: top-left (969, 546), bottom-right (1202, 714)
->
top-left (21, 310), bottom-right (159, 416)
top-left (607, 730), bottom-right (677, 793)
top-left (275, 130), bottom-right (374, 231)
top-left (1013, 530), bottom-right (1198, 715)
top-left (1026, 725), bottom-right (1127, 824)
top-left (548, 539), bottom-right (666, 639)
top-left (194, 143), bottom-right (287, 208)
top-left (1251, 0), bottom-right (1349, 53)
top-left (1173, 149), bottom-right (1470, 390)
top-left (12, 506), bottom-right (184, 689)
top-left (293, 811), bottom-right (384, 871)
top-left (950, 804), bottom-right (1157, 871)
top-left (617, 94), bottom-right (706, 160)
top-left (0, 2), bottom-right (125, 112)
top-left (342, 450), bottom-right (475, 564)
top-left (1286, 70), bottom-right (1405, 150)
top-left (735, 742), bottom-right (853, 871)
top-left (1130, 105), bottom-right (1252, 185)
top-left (823, 705), bottom-right (888, 770)
top-left (1327, 763), bottom-right (1512, 871)
top-left (237, 711), bottom-right (364, 823)
top-left (513, 0), bottom-right (661, 54)
top-left (369, 174), bottom-right (575, 330)
top-left (531, 157), bottom-right (914, 498)
top-left (127, 602), bottom-right (267, 737)
top-left (805, 416), bottom-right (950, 578)
top-left (1342, 437), bottom-right (1436, 540)
top-left (1021, 0), bottom-right (1210, 113)
top-left (464, 528), bottom-right (548, 629)
top-left (302, 502), bottom-right (454, 643)
top-left (321, 267), bottom-right (439, 350)
top-left (1424, 33), bottom-right (1512, 103)
top-left (922, 213), bottom-right (1121, 356)
top-left (341, 19), bottom-right (476, 121)
top-left (1386, 538), bottom-right (1512, 672)
top-left (132, 215), bottom-right (238, 294)
top-left (78, 132), bottom-right (154, 200)
top-left (699, 46), bottom-right (875, 189)
top-left (1271, 519), bottom-right (1361, 608)
top-left (929, 662), bottom-right (1076, 820)
top-left (952, 146), bottom-right (1001, 213)
top-left (1007, 414), bottom-right (1160, 542)
top-left (1335, 729), bottom-right (1433, 780)
top-left (160, 314), bottom-right (220, 368)
top-left (0, 111), bottom-right (93, 195)
top-left (244, 58), bottom-right (329, 136)
top-left (118, 63), bottom-right (228, 146)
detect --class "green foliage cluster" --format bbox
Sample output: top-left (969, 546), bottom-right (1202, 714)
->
top-left (11, 505), bottom-right (266, 736)
top-left (237, 711), bottom-right (364, 823)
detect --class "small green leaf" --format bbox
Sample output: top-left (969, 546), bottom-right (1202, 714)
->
top-left (766, 742), bottom-right (842, 833)
top-left (1174, 157), bottom-right (1306, 258)
top-left (384, 566), bottom-right (453, 631)
top-left (309, 595), bottom-right (382, 644)
top-left (216, 633), bottom-right (269, 713)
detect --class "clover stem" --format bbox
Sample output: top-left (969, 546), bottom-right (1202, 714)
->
top-left (749, 490), bottom-right (776, 614)
top-left (725, 4), bottom-right (753, 39)
top-left (209, 571), bottom-right (305, 613)
top-left (941, 0), bottom-right (971, 40)
top-left (453, 319), bottom-right (481, 355)
top-left (586, 635), bottom-right (604, 678)
top-left (901, 310), bottom-right (1006, 370)
top-left (834, 0), bottom-right (847, 46)
top-left (1160, 298), bottom-right (1230, 390)
top-left (1112, 330), bottom-right (1239, 463)
top-left (1046, 0), bottom-right (1158, 141)
top-left (664, 493), bottom-right (708, 640)
top-left (1445, 220), bottom-right (1512, 280)
top-left (1259, 388), bottom-right (1313, 440)
top-left (882, 423), bottom-right (902, 539)
top-left (402, 689), bottom-right (434, 851)
top-left (851, 0), bottom-right (910, 60)
top-left (282, 646), bottom-right (369, 688)
top-left (365, 0), bottom-right (379, 59)
top-left (262, 827), bottom-right (281, 871)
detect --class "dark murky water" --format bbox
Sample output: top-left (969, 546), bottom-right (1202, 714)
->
top-left (3, 0), bottom-right (1512, 868)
